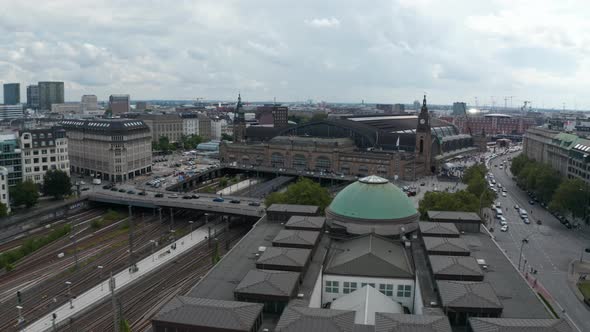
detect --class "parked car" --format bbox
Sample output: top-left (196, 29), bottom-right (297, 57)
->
top-left (248, 202), bottom-right (261, 207)
top-left (168, 194), bottom-right (178, 198)
top-left (191, 194), bottom-right (200, 199)
top-left (514, 205), bottom-right (520, 210)
top-left (127, 190), bottom-right (136, 194)
top-left (182, 195), bottom-right (192, 199)
top-left (110, 187), bottom-right (118, 191)
top-left (523, 217), bottom-right (530, 224)
top-left (118, 188), bottom-right (126, 193)
top-left (103, 185), bottom-right (112, 190)
top-left (138, 191), bottom-right (147, 196)
top-left (155, 193), bottom-right (164, 198)
top-left (529, 200), bottom-right (535, 205)
top-left (230, 199), bottom-right (241, 204)
top-left (501, 225), bottom-right (508, 232)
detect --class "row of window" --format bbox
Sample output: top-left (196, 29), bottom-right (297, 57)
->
top-left (24, 148), bottom-right (67, 156)
top-left (24, 163), bottom-right (68, 173)
top-left (325, 281), bottom-right (412, 298)
top-left (24, 155), bottom-right (68, 164)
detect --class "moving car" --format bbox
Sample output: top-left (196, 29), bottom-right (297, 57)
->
top-left (118, 188), bottom-right (126, 193)
top-left (501, 225), bottom-right (508, 232)
top-left (168, 194), bottom-right (178, 198)
top-left (191, 194), bottom-right (200, 199)
top-left (155, 193), bottom-right (164, 198)
top-left (523, 217), bottom-right (530, 224)
top-left (248, 202), bottom-right (261, 207)
top-left (501, 192), bottom-right (506, 197)
top-left (213, 197), bottom-right (224, 202)
top-left (126, 190), bottom-right (136, 194)
top-left (182, 195), bottom-right (192, 199)
top-left (230, 199), bottom-right (241, 204)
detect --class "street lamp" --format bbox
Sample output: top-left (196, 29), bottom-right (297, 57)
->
top-left (518, 239), bottom-right (529, 271)
top-left (97, 265), bottom-right (104, 291)
top-left (150, 240), bottom-right (156, 261)
top-left (65, 281), bottom-right (73, 309)
top-left (580, 247), bottom-right (590, 263)
top-left (189, 220), bottom-right (194, 240)
top-left (204, 213), bottom-right (209, 224)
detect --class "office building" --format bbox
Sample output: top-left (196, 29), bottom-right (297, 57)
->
top-left (138, 114), bottom-right (183, 143)
top-left (51, 102), bottom-right (81, 115)
top-left (445, 113), bottom-right (537, 136)
top-left (0, 134), bottom-right (22, 185)
top-left (20, 127), bottom-right (69, 184)
top-left (38, 81), bottom-right (65, 111)
top-left (0, 166), bottom-right (10, 213)
top-left (256, 104), bottom-right (289, 128)
top-left (26, 85), bottom-right (40, 110)
top-left (109, 94), bottom-right (130, 114)
top-left (198, 114), bottom-right (212, 140)
top-left (81, 95), bottom-right (99, 115)
top-left (60, 119), bottom-right (152, 182)
top-left (135, 101), bottom-right (150, 112)
top-left (211, 118), bottom-right (227, 140)
top-left (452, 102), bottom-right (467, 116)
top-left (180, 113), bottom-right (198, 136)
top-left (3, 83), bottom-right (20, 105)
top-left (0, 104), bottom-right (24, 120)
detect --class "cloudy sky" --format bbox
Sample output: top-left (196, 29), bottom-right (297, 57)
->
top-left (0, 0), bottom-right (588, 108)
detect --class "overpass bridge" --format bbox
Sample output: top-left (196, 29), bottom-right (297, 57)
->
top-left (167, 164), bottom-right (356, 192)
top-left (87, 191), bottom-right (265, 218)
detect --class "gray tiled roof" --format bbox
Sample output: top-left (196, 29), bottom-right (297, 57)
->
top-left (468, 318), bottom-right (573, 332)
top-left (437, 281), bottom-right (503, 309)
top-left (427, 211), bottom-right (481, 222)
top-left (324, 234), bottom-right (414, 278)
top-left (275, 306), bottom-right (356, 332)
top-left (331, 286), bottom-right (403, 325)
top-left (273, 230), bottom-right (320, 247)
top-left (234, 269), bottom-right (300, 297)
top-left (285, 216), bottom-right (326, 230)
top-left (375, 313), bottom-right (452, 332)
top-left (423, 237), bottom-right (470, 254)
top-left (419, 222), bottom-right (460, 236)
top-left (429, 255), bottom-right (483, 278)
top-left (257, 247), bottom-right (312, 268)
top-left (153, 296), bottom-right (263, 331)
top-left (267, 204), bottom-right (319, 214)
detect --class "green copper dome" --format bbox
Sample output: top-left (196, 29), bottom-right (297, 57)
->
top-left (328, 175), bottom-right (418, 220)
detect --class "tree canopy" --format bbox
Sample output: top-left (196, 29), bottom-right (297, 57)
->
top-left (181, 134), bottom-right (203, 149)
top-left (10, 180), bottom-right (39, 208)
top-left (549, 178), bottom-right (590, 219)
top-left (42, 169), bottom-right (72, 199)
top-left (511, 154), bottom-right (562, 204)
top-left (265, 178), bottom-right (332, 212)
top-left (153, 136), bottom-right (175, 153)
top-left (419, 190), bottom-right (480, 219)
top-left (0, 202), bottom-right (8, 217)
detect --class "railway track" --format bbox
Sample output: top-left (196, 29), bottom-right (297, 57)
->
top-left (57, 223), bottom-right (249, 332)
top-left (0, 212), bottom-right (182, 332)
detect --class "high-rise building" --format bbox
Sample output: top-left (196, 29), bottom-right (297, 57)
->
top-left (38, 81), bottom-right (65, 111)
top-left (81, 95), bottom-right (99, 114)
top-left (393, 104), bottom-right (405, 113)
top-left (20, 127), bottom-right (69, 184)
top-left (0, 166), bottom-right (9, 213)
top-left (0, 105), bottom-right (24, 120)
top-left (26, 85), bottom-right (40, 109)
top-left (0, 133), bottom-right (22, 186)
top-left (60, 119), bottom-right (152, 182)
top-left (3, 83), bottom-right (20, 105)
top-left (198, 114), bottom-right (212, 140)
top-left (452, 102), bottom-right (467, 116)
top-left (109, 94), bottom-right (130, 114)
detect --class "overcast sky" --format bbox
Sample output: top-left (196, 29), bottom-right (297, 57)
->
top-left (1, 0), bottom-right (588, 109)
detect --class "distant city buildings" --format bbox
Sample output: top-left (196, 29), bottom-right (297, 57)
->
top-left (180, 113), bottom-right (199, 136)
top-left (452, 102), bottom-right (467, 116)
top-left (0, 104), bottom-right (24, 120)
top-left (0, 133), bottom-right (22, 186)
top-left (109, 94), bottom-right (130, 114)
top-left (38, 81), bottom-right (65, 111)
top-left (19, 127), bottom-right (69, 184)
top-left (0, 166), bottom-right (9, 213)
top-left (138, 113), bottom-right (184, 143)
top-left (135, 101), bottom-right (151, 112)
top-left (60, 119), bottom-right (152, 182)
top-left (441, 113), bottom-right (536, 136)
top-left (51, 102), bottom-right (82, 115)
top-left (198, 114), bottom-right (212, 140)
top-left (256, 104), bottom-right (289, 128)
top-left (81, 95), bottom-right (99, 115)
top-left (3, 83), bottom-right (20, 105)
top-left (26, 85), bottom-right (40, 110)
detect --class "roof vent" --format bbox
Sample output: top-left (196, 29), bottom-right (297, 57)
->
top-left (476, 259), bottom-right (487, 265)
top-left (404, 241), bottom-right (411, 248)
top-left (297, 293), bottom-right (305, 298)
top-left (429, 301), bottom-right (437, 306)
top-left (258, 246), bottom-right (267, 252)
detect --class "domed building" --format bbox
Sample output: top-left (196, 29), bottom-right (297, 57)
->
top-left (326, 175), bottom-right (419, 236)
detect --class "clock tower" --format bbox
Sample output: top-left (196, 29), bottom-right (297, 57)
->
top-left (415, 95), bottom-right (432, 173)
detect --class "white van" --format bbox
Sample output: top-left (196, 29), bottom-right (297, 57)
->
top-left (519, 209), bottom-right (528, 218)
top-left (495, 208), bottom-right (503, 217)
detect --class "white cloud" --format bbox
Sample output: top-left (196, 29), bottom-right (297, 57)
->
top-left (305, 17), bottom-right (340, 28)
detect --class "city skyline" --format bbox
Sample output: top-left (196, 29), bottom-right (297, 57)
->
top-left (1, 1), bottom-right (589, 109)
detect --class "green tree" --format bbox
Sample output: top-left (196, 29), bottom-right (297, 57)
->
top-left (158, 136), bottom-right (171, 154)
top-left (181, 134), bottom-right (203, 149)
top-left (221, 133), bottom-right (233, 141)
top-left (42, 169), bottom-right (72, 199)
top-left (510, 154), bottom-right (529, 177)
top-left (10, 180), bottom-right (39, 208)
top-left (462, 164), bottom-right (487, 185)
top-left (535, 165), bottom-right (562, 203)
top-left (0, 202), bottom-right (8, 217)
top-left (418, 190), bottom-right (480, 219)
top-left (264, 178), bottom-right (332, 212)
top-left (549, 178), bottom-right (590, 219)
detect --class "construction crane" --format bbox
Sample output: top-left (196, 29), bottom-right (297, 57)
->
top-left (505, 96), bottom-right (515, 109)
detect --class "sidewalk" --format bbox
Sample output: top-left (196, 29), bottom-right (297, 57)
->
top-left (567, 260), bottom-right (590, 303)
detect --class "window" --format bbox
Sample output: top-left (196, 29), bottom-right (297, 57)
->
top-left (42, 149), bottom-right (47, 154)
top-left (42, 165), bottom-right (48, 171)
top-left (34, 175), bottom-right (41, 181)
top-left (25, 159), bottom-right (31, 164)
top-left (42, 157), bottom-right (47, 163)
top-left (343, 282), bottom-right (357, 294)
top-left (50, 156), bottom-right (56, 162)
top-left (33, 158), bottom-right (39, 163)
top-left (397, 285), bottom-right (412, 298)
top-left (361, 283), bottom-right (375, 288)
top-left (33, 150), bottom-right (39, 155)
top-left (34, 167), bottom-right (40, 172)
top-left (325, 280), bottom-right (339, 293)
top-left (379, 284), bottom-right (394, 296)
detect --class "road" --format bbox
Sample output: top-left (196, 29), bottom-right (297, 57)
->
top-left (490, 152), bottom-right (590, 332)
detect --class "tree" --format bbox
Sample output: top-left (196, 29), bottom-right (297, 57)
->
top-left (181, 134), bottom-right (203, 149)
top-left (510, 154), bottom-right (529, 177)
top-left (264, 178), bottom-right (332, 212)
top-left (221, 133), bottom-right (233, 141)
top-left (10, 180), bottom-right (39, 208)
top-left (549, 178), bottom-right (590, 219)
top-left (534, 165), bottom-right (562, 203)
top-left (158, 136), bottom-right (171, 154)
top-left (462, 164), bottom-right (487, 185)
top-left (418, 190), bottom-right (480, 219)
top-left (42, 169), bottom-right (72, 199)
top-left (0, 202), bottom-right (8, 217)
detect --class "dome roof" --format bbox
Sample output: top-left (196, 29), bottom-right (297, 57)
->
top-left (328, 175), bottom-right (417, 221)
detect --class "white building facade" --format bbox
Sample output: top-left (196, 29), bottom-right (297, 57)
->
top-left (0, 166), bottom-right (10, 213)
top-left (20, 127), bottom-right (70, 184)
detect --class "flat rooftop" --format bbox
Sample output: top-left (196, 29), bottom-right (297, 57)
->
top-left (461, 232), bottom-right (551, 319)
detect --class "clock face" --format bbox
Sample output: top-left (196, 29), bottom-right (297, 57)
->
top-left (420, 119), bottom-right (426, 125)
